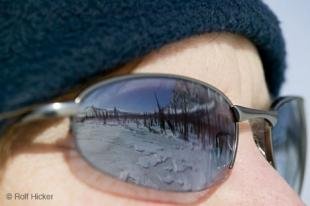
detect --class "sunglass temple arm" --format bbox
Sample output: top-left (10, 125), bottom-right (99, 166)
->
top-left (0, 102), bottom-right (79, 124)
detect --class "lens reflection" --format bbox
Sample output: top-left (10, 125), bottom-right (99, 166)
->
top-left (272, 98), bottom-right (307, 193)
top-left (72, 76), bottom-right (236, 192)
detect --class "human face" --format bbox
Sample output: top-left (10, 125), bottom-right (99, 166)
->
top-left (0, 33), bottom-right (305, 206)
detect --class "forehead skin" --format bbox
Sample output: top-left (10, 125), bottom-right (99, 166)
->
top-left (129, 33), bottom-right (269, 108)
top-left (0, 33), bottom-right (303, 206)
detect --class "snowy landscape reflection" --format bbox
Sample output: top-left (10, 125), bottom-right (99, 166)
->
top-left (73, 77), bottom-right (236, 192)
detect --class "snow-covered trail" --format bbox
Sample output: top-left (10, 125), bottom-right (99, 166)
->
top-left (73, 119), bottom-right (232, 192)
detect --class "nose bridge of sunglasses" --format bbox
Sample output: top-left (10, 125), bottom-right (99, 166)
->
top-left (231, 105), bottom-right (278, 126)
top-left (231, 105), bottom-right (276, 166)
top-left (249, 119), bottom-right (275, 167)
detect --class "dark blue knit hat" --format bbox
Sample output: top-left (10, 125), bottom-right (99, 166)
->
top-left (0, 0), bottom-right (285, 114)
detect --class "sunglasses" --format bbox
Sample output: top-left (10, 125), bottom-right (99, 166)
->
top-left (0, 73), bottom-right (307, 194)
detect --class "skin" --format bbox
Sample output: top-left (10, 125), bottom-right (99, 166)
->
top-left (0, 33), bottom-right (304, 206)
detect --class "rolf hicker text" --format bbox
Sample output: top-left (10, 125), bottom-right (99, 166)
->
top-left (12, 192), bottom-right (53, 200)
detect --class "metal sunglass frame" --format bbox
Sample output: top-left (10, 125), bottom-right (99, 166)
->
top-left (0, 73), bottom-right (278, 166)
top-left (0, 73), bottom-right (298, 183)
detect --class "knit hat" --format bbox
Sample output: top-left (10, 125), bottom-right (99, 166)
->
top-left (0, 0), bottom-right (285, 114)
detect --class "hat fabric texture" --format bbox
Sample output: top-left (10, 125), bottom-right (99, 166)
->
top-left (0, 0), bottom-right (285, 114)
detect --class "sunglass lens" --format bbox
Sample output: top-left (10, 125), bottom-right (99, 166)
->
top-left (272, 97), bottom-right (307, 193)
top-left (72, 76), bottom-right (236, 192)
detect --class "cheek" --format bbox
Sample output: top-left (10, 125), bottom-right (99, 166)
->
top-left (205, 123), bottom-right (303, 206)
top-left (0, 149), bottom-right (168, 206)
